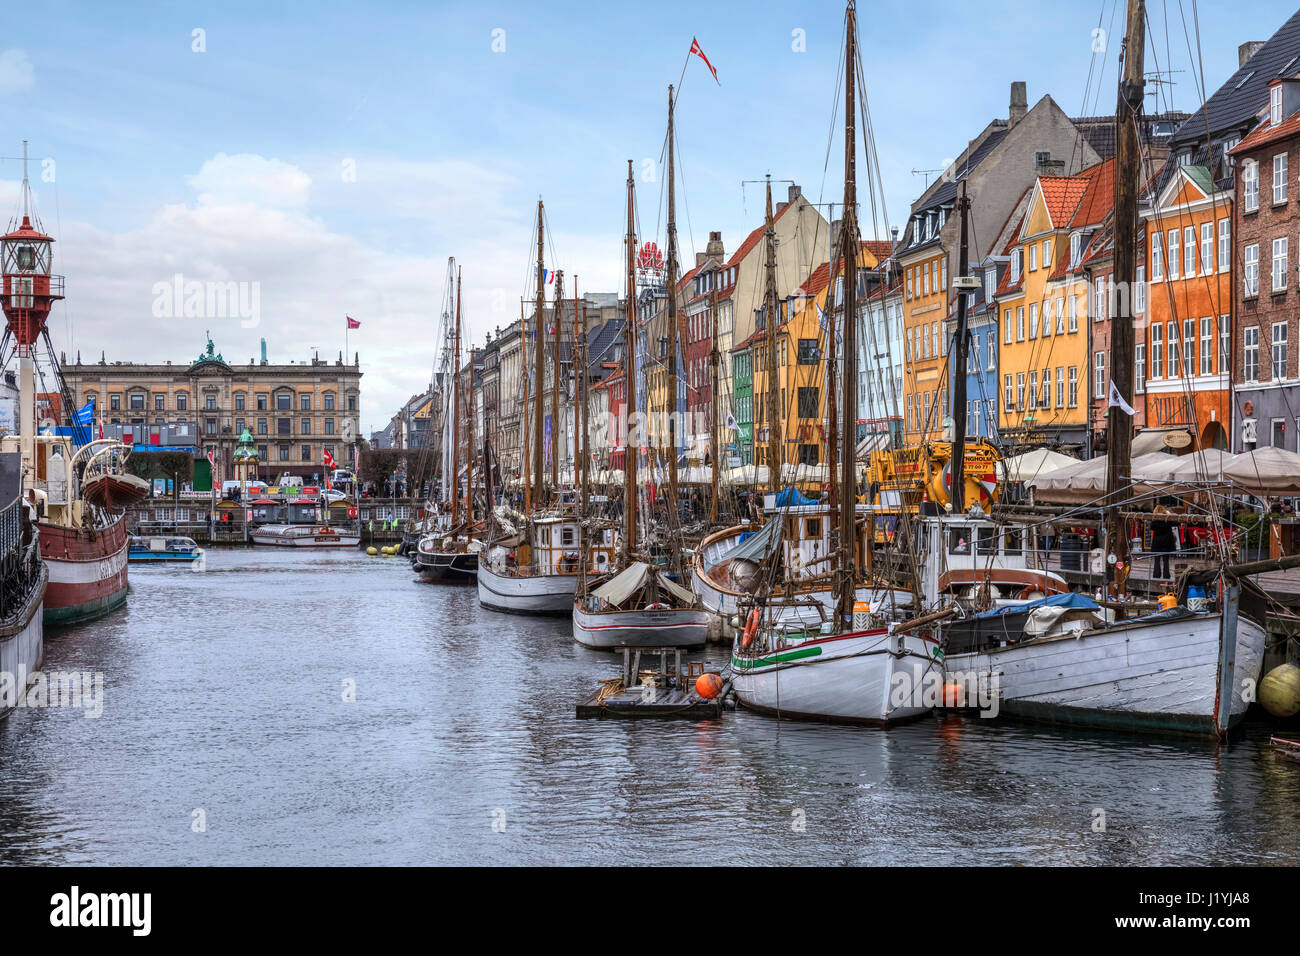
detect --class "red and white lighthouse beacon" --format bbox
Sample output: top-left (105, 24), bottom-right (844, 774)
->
top-left (0, 141), bottom-right (64, 471)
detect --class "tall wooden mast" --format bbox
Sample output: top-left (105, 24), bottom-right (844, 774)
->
top-left (949, 181), bottom-right (973, 514)
top-left (466, 345), bottom-right (476, 523)
top-left (551, 269), bottom-right (563, 491)
top-left (709, 286), bottom-right (720, 523)
top-left (573, 276), bottom-right (581, 487)
top-left (452, 267), bottom-right (462, 527)
top-left (763, 175), bottom-right (782, 497)
top-left (1105, 0), bottom-right (1145, 595)
top-left (665, 85), bottom-right (681, 522)
top-left (533, 201), bottom-right (546, 508)
top-left (623, 161), bottom-right (639, 559)
top-left (835, 1), bottom-right (860, 626)
top-left (521, 298), bottom-right (531, 512)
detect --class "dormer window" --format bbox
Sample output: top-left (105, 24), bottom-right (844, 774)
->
top-left (1271, 84), bottom-right (1283, 126)
top-left (1069, 232), bottom-right (1081, 268)
top-left (1010, 249), bottom-right (1022, 284)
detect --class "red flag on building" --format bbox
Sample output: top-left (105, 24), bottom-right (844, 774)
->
top-left (323, 448), bottom-right (336, 470)
top-left (689, 38), bottom-right (719, 85)
top-left (346, 316), bottom-right (361, 329)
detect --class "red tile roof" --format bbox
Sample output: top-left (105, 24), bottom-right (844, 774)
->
top-left (1230, 108), bottom-right (1300, 156)
top-left (1038, 176), bottom-right (1091, 229)
top-left (725, 201), bottom-right (796, 268)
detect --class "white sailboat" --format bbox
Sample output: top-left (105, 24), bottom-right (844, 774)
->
top-left (572, 150), bottom-right (707, 650)
top-left (938, 0), bottom-right (1266, 737)
top-left (730, 6), bottom-right (938, 724)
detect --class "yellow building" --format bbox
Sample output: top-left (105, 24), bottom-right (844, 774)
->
top-left (742, 244), bottom-right (885, 478)
top-left (899, 243), bottom-right (949, 443)
top-left (994, 164), bottom-right (1110, 450)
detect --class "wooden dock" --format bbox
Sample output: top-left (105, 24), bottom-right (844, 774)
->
top-left (576, 647), bottom-right (732, 720)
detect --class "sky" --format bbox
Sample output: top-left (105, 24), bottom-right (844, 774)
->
top-left (3, 0), bottom-right (1297, 434)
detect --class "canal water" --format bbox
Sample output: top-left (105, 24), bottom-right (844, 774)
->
top-left (0, 546), bottom-right (1297, 866)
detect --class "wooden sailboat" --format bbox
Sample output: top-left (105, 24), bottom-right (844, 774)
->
top-left (417, 264), bottom-right (482, 582)
top-left (937, 0), bottom-right (1265, 736)
top-left (478, 201), bottom-right (616, 614)
top-left (572, 133), bottom-right (707, 650)
top-left (729, 2), bottom-right (938, 723)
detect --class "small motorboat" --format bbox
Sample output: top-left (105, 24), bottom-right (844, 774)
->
top-left (128, 535), bottom-right (204, 563)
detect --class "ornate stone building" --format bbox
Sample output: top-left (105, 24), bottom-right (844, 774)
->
top-left (61, 336), bottom-right (363, 483)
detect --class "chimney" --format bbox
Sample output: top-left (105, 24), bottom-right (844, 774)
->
top-left (696, 252), bottom-right (708, 267)
top-left (1009, 81), bottom-right (1028, 126)
top-left (787, 184), bottom-right (802, 204)
top-left (830, 218), bottom-right (843, 259)
top-left (1239, 41), bottom-right (1265, 69)
top-left (705, 230), bottom-right (724, 259)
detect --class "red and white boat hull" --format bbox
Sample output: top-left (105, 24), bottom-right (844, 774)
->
top-left (40, 514), bottom-right (129, 626)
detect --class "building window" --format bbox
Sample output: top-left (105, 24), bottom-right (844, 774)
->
top-left (279, 445), bottom-right (289, 462)
top-left (1183, 317), bottom-right (1194, 378)
top-left (1271, 84), bottom-right (1284, 126)
top-left (1068, 295), bottom-right (1078, 333)
top-left (205, 395), bottom-right (216, 410)
top-left (1016, 373), bottom-right (1025, 411)
top-left (1273, 237), bottom-right (1289, 291)
top-left (1055, 366), bottom-right (1065, 407)
top-left (1028, 371), bottom-right (1038, 409)
top-left (205, 418), bottom-right (216, 435)
top-left (1039, 367), bottom-right (1049, 407)
top-left (1152, 231), bottom-right (1163, 280)
top-left (276, 393), bottom-right (290, 411)
top-left (1004, 374), bottom-right (1014, 411)
top-left (277, 418), bottom-right (290, 436)
top-left (256, 394), bottom-right (267, 410)
top-left (300, 394), bottom-right (311, 410)
top-left (1135, 266), bottom-right (1146, 313)
top-left (796, 387), bottom-right (819, 418)
top-left (1093, 277), bottom-right (1106, 322)
top-left (1056, 297), bottom-right (1065, 334)
top-left (1068, 366), bottom-right (1078, 407)
top-left (1167, 228), bottom-right (1180, 279)
top-left (1094, 351), bottom-right (1105, 398)
top-left (1135, 344), bottom-right (1146, 392)
top-left (1244, 159), bottom-right (1259, 212)
top-left (110, 394), bottom-right (121, 411)
top-left (235, 418), bottom-right (245, 434)
top-left (1218, 218), bottom-right (1231, 272)
top-left (324, 394), bottom-right (335, 411)
top-left (1017, 306), bottom-right (1025, 342)
top-left (1029, 302), bottom-right (1038, 338)
top-left (1244, 243), bottom-right (1260, 297)
top-left (258, 444), bottom-right (268, 460)
top-left (301, 444), bottom-right (312, 461)
top-left (257, 418), bottom-right (267, 435)
top-left (1273, 322), bottom-right (1288, 380)
top-left (797, 339), bottom-right (819, 364)
top-left (1004, 309), bottom-right (1012, 345)
top-left (154, 394), bottom-right (165, 411)
top-left (1184, 226), bottom-right (1196, 278)
top-left (1219, 315), bottom-right (1230, 372)
top-left (1168, 321), bottom-right (1180, 377)
top-left (1070, 233), bottom-right (1081, 267)
top-left (1029, 244), bottom-right (1038, 271)
top-left (1274, 153), bottom-right (1289, 205)
top-left (301, 418), bottom-right (311, 435)
top-left (1199, 222), bottom-right (1213, 275)
top-left (235, 393), bottom-right (245, 410)
top-left (129, 393), bottom-right (144, 410)
top-left (1201, 317), bottom-right (1213, 375)
top-left (1010, 249), bottom-right (1021, 284)
top-left (1152, 324), bottom-right (1163, 379)
top-left (325, 419), bottom-right (335, 436)
top-left (347, 395), bottom-right (357, 412)
top-left (1244, 326), bottom-right (1260, 382)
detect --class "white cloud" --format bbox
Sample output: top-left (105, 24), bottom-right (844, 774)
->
top-left (0, 50), bottom-right (34, 95)
top-left (186, 153), bottom-right (312, 207)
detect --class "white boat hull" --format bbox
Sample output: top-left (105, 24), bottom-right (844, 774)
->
top-left (731, 627), bottom-right (942, 725)
top-left (477, 563), bottom-right (577, 615)
top-left (942, 601), bottom-right (1267, 736)
top-left (572, 602), bottom-right (709, 649)
top-left (250, 524), bottom-right (360, 547)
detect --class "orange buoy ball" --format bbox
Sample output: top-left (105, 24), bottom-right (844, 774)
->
top-left (942, 681), bottom-right (963, 708)
top-left (695, 673), bottom-right (724, 699)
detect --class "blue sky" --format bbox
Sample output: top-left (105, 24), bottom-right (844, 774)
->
top-left (3, 0), bottom-right (1297, 431)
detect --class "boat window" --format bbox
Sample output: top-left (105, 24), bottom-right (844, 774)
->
top-left (560, 527), bottom-right (575, 547)
top-left (949, 530), bottom-right (972, 554)
top-left (539, 527), bottom-right (550, 546)
top-left (1002, 529), bottom-right (1023, 555)
top-left (804, 517), bottom-right (822, 539)
top-left (975, 526), bottom-right (996, 555)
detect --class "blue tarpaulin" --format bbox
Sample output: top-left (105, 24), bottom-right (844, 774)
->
top-left (970, 592), bottom-right (1099, 620)
top-left (772, 487), bottom-right (817, 508)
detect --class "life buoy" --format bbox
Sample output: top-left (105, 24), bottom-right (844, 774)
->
top-left (741, 608), bottom-right (760, 650)
top-left (644, 602), bottom-right (669, 611)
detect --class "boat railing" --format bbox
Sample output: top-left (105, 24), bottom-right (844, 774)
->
top-left (0, 496), bottom-right (43, 626)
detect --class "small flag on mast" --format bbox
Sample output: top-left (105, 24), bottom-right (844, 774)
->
top-left (725, 410), bottom-right (737, 430)
top-left (689, 38), bottom-right (720, 85)
top-left (346, 316), bottom-right (361, 329)
top-left (1107, 379), bottom-right (1136, 416)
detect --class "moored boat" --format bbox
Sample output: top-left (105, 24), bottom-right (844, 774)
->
top-left (0, 452), bottom-right (46, 720)
top-left (128, 535), bottom-right (203, 563)
top-left (249, 523), bottom-right (360, 547)
top-left (573, 562), bottom-right (709, 649)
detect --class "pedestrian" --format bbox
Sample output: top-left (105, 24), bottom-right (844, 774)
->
top-left (1150, 497), bottom-right (1177, 580)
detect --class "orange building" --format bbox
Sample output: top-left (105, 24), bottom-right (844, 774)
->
top-left (1139, 164), bottom-right (1233, 451)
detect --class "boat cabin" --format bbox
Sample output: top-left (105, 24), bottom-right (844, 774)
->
top-left (531, 516), bottom-right (616, 576)
top-left (915, 514), bottom-right (1067, 605)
